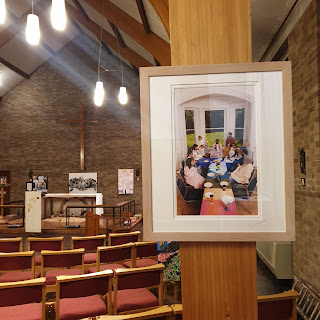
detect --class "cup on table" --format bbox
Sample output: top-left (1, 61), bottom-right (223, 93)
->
top-left (210, 194), bottom-right (214, 204)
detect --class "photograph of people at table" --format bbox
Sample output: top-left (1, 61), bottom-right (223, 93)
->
top-left (175, 85), bottom-right (258, 216)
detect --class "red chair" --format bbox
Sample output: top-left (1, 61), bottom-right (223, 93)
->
top-left (28, 236), bottom-right (64, 271)
top-left (108, 231), bottom-right (140, 246)
top-left (0, 278), bottom-right (46, 320)
top-left (40, 249), bottom-right (85, 293)
top-left (54, 270), bottom-right (113, 320)
top-left (0, 251), bottom-right (40, 283)
top-left (71, 234), bottom-right (106, 271)
top-left (0, 237), bottom-right (23, 252)
top-left (110, 264), bottom-right (165, 315)
top-left (88, 243), bottom-right (135, 273)
top-left (124, 241), bottom-right (158, 268)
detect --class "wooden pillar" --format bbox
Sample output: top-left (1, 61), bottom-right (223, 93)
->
top-left (169, 1), bottom-right (257, 319)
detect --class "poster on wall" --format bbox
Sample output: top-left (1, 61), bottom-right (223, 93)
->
top-left (33, 176), bottom-right (48, 193)
top-left (118, 169), bottom-right (134, 194)
top-left (140, 62), bottom-right (295, 241)
top-left (69, 173), bottom-right (97, 194)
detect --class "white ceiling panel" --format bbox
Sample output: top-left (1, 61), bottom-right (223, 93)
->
top-left (117, 29), bottom-right (155, 65)
top-left (0, 31), bottom-right (51, 74)
top-left (0, 64), bottom-right (24, 97)
top-left (7, 0), bottom-right (41, 19)
top-left (39, 8), bottom-right (79, 52)
top-left (79, 0), bottom-right (115, 36)
top-left (142, 0), bottom-right (169, 42)
top-left (251, 0), bottom-right (296, 61)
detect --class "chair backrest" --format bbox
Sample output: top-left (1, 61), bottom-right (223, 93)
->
top-left (71, 234), bottom-right (106, 251)
top-left (57, 270), bottom-right (113, 299)
top-left (113, 264), bottom-right (165, 315)
top-left (248, 169), bottom-right (257, 195)
top-left (108, 231), bottom-right (140, 246)
top-left (258, 290), bottom-right (299, 320)
top-left (177, 177), bottom-right (187, 200)
top-left (40, 249), bottom-right (85, 276)
top-left (179, 168), bottom-right (185, 182)
top-left (28, 236), bottom-right (64, 252)
top-left (0, 278), bottom-right (45, 307)
top-left (0, 237), bottom-right (23, 252)
top-left (0, 251), bottom-right (35, 276)
top-left (97, 243), bottom-right (135, 270)
top-left (135, 241), bottom-right (158, 260)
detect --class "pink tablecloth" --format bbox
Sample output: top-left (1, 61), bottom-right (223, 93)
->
top-left (200, 199), bottom-right (238, 215)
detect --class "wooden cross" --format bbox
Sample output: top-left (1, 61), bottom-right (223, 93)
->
top-left (67, 104), bottom-right (98, 171)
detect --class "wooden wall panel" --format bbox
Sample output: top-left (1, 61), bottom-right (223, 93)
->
top-left (169, 0), bottom-right (252, 66)
top-left (169, 0), bottom-right (257, 319)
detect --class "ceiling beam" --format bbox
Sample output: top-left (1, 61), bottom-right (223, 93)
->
top-left (0, 0), bottom-right (50, 49)
top-left (101, 40), bottom-right (113, 55)
top-left (154, 57), bottom-right (160, 66)
top-left (148, 0), bottom-right (169, 38)
top-left (0, 56), bottom-right (30, 79)
top-left (136, 0), bottom-right (150, 34)
top-left (66, 2), bottom-right (152, 68)
top-left (107, 21), bottom-right (126, 48)
top-left (82, 0), bottom-right (170, 65)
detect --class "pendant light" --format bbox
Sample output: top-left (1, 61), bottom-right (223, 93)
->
top-left (94, 1), bottom-right (105, 107)
top-left (0, 0), bottom-right (6, 24)
top-left (51, 0), bottom-right (67, 31)
top-left (117, 38), bottom-right (128, 105)
top-left (26, 0), bottom-right (40, 45)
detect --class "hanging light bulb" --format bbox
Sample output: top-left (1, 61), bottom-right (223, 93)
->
top-left (119, 86), bottom-right (128, 105)
top-left (26, 14), bottom-right (40, 45)
top-left (0, 0), bottom-right (6, 24)
top-left (51, 0), bottom-right (66, 31)
top-left (94, 81), bottom-right (104, 107)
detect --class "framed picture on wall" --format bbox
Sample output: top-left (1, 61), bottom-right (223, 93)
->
top-left (140, 62), bottom-right (295, 241)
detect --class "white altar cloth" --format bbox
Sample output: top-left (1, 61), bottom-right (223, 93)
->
top-left (43, 193), bottom-right (104, 215)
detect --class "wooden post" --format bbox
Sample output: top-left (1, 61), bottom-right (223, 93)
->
top-left (169, 1), bottom-right (257, 319)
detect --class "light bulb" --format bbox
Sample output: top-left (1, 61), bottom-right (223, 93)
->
top-left (0, 0), bottom-right (6, 24)
top-left (26, 14), bottom-right (40, 45)
top-left (51, 0), bottom-right (66, 31)
top-left (119, 86), bottom-right (128, 105)
top-left (94, 81), bottom-right (104, 106)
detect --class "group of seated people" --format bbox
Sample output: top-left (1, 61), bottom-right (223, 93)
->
top-left (183, 133), bottom-right (254, 190)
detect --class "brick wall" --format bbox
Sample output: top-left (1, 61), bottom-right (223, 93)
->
top-left (0, 33), bottom-right (143, 212)
top-left (288, 0), bottom-right (320, 292)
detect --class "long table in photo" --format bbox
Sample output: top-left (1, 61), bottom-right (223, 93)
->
top-left (200, 160), bottom-right (238, 215)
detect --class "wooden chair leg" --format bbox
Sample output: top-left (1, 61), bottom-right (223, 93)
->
top-left (246, 189), bottom-right (251, 214)
top-left (163, 282), bottom-right (168, 300)
top-left (173, 281), bottom-right (179, 300)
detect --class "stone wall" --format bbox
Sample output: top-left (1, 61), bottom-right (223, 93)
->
top-left (0, 33), bottom-right (143, 212)
top-left (288, 0), bottom-right (320, 292)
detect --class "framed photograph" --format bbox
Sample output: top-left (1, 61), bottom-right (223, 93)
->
top-left (26, 182), bottom-right (34, 192)
top-left (69, 173), bottom-right (97, 194)
top-left (140, 62), bottom-right (294, 241)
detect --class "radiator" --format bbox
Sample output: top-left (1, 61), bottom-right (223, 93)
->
top-left (256, 241), bottom-right (293, 279)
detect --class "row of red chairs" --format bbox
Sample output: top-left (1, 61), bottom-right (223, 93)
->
top-left (0, 263), bottom-right (168, 319)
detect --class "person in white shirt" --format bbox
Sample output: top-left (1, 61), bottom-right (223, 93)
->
top-left (197, 135), bottom-right (204, 146)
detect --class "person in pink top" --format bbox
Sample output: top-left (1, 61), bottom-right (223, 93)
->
top-left (184, 158), bottom-right (206, 189)
top-left (230, 156), bottom-right (254, 184)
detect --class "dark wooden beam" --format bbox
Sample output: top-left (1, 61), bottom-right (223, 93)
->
top-left (72, 0), bottom-right (90, 21)
top-left (136, 0), bottom-right (150, 34)
top-left (66, 2), bottom-right (152, 68)
top-left (0, 57), bottom-right (30, 79)
top-left (148, 0), bottom-right (169, 37)
top-left (82, 0), bottom-right (171, 65)
top-left (107, 20), bottom-right (126, 48)
top-left (154, 57), bottom-right (161, 66)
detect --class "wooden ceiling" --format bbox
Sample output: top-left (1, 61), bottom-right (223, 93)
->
top-left (0, 0), bottom-right (310, 100)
